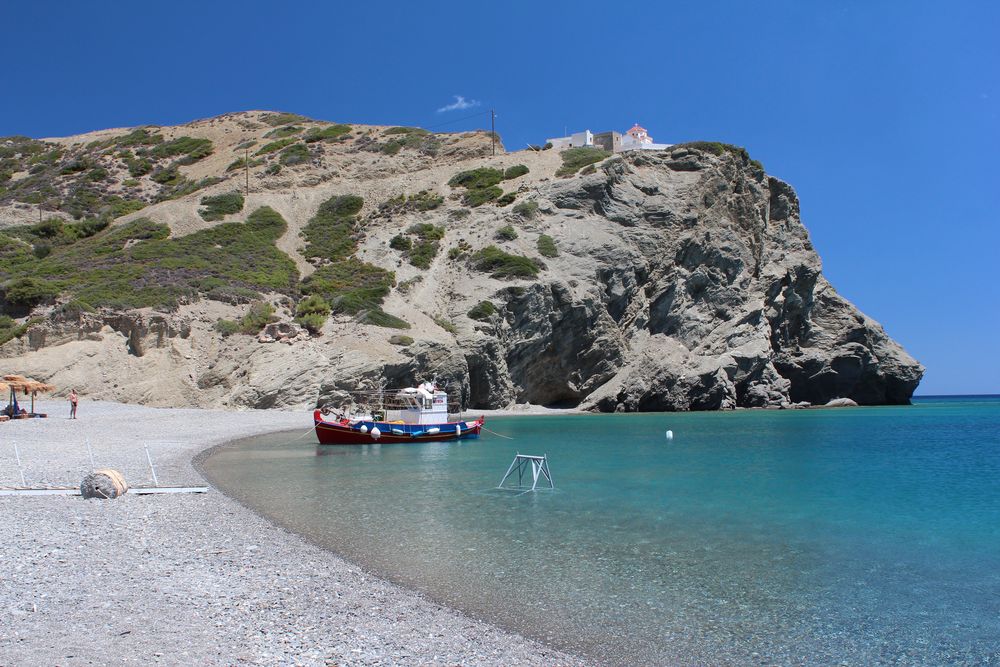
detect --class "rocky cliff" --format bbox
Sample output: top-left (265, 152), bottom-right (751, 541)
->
top-left (0, 112), bottom-right (922, 410)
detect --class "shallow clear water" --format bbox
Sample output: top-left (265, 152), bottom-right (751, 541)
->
top-left (203, 397), bottom-right (1000, 665)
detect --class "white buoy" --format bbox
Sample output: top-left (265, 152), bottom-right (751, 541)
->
top-left (360, 425), bottom-right (368, 434)
top-left (370, 426), bottom-right (381, 440)
top-left (665, 430), bottom-right (674, 440)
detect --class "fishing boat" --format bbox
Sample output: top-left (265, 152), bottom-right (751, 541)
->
top-left (313, 383), bottom-right (484, 445)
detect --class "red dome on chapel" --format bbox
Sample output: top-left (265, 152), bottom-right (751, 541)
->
top-left (628, 123), bottom-right (648, 134)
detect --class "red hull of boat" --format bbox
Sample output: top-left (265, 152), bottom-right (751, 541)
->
top-left (313, 410), bottom-right (484, 445)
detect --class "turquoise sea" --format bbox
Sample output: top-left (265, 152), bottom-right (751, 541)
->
top-left (202, 397), bottom-right (1000, 665)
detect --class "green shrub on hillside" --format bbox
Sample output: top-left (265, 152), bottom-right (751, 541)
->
top-left (360, 309), bottom-right (410, 329)
top-left (261, 112), bottom-right (309, 127)
top-left (239, 301), bottom-right (276, 333)
top-left (30, 218), bottom-right (64, 239)
top-left (389, 235), bottom-right (412, 251)
top-left (447, 239), bottom-right (472, 261)
top-left (278, 143), bottom-right (310, 166)
top-left (471, 245), bottom-right (541, 279)
top-left (463, 185), bottom-right (502, 207)
top-left (504, 164), bottom-right (529, 179)
top-left (155, 175), bottom-right (223, 202)
top-left (406, 224), bottom-right (444, 269)
top-left (467, 300), bottom-right (497, 321)
top-left (537, 234), bottom-right (558, 258)
top-left (263, 125), bottom-right (303, 139)
top-left (512, 200), bottom-right (539, 218)
top-left (106, 197), bottom-right (146, 218)
top-left (115, 128), bottom-right (165, 147)
top-left (433, 316), bottom-right (457, 334)
top-left (151, 164), bottom-right (182, 185)
top-left (496, 192), bottom-right (517, 206)
top-left (294, 294), bottom-right (331, 334)
top-left (60, 159), bottom-right (90, 175)
top-left (376, 127), bottom-right (441, 156)
top-left (215, 318), bottom-right (240, 337)
top-left (85, 167), bottom-right (109, 182)
top-left (303, 124), bottom-right (352, 143)
top-left (294, 194), bottom-right (406, 328)
top-left (2, 276), bottom-right (60, 307)
top-left (389, 334), bottom-right (414, 346)
top-left (448, 167), bottom-right (504, 190)
top-left (199, 192), bottom-right (245, 221)
top-left (449, 167), bottom-right (506, 207)
top-left (254, 137), bottom-right (297, 156)
top-left (300, 194), bottom-right (365, 263)
top-left (495, 225), bottom-right (518, 241)
top-left (555, 146), bottom-right (610, 177)
top-left (0, 315), bottom-right (41, 346)
top-left (389, 223), bottom-right (444, 269)
top-left (61, 186), bottom-right (103, 219)
top-left (379, 190), bottom-right (444, 214)
top-left (300, 258), bottom-right (405, 328)
top-left (150, 136), bottom-right (213, 163)
top-left (125, 155), bottom-right (153, 177)
top-left (384, 126), bottom-right (430, 136)
top-left (0, 208), bottom-right (298, 312)
top-left (408, 223), bottom-right (445, 241)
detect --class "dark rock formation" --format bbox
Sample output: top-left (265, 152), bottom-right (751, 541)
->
top-left (461, 146), bottom-right (922, 410)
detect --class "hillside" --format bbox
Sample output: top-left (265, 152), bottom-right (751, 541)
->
top-left (0, 111), bottom-right (923, 410)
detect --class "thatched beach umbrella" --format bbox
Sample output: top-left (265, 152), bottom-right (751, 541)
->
top-left (2, 374), bottom-right (56, 415)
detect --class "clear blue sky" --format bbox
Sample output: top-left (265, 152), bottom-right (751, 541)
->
top-left (2, 1), bottom-right (997, 394)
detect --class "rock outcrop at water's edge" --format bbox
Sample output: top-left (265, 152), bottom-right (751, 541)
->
top-left (0, 113), bottom-right (923, 410)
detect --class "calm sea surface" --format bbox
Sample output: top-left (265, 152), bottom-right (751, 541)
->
top-left (202, 397), bottom-right (1000, 665)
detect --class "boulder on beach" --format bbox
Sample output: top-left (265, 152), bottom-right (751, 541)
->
top-left (80, 469), bottom-right (129, 499)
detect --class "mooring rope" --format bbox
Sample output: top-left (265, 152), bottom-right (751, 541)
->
top-left (482, 426), bottom-right (514, 440)
top-left (287, 426), bottom-right (320, 443)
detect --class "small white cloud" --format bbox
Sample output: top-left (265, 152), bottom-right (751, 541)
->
top-left (437, 95), bottom-right (480, 113)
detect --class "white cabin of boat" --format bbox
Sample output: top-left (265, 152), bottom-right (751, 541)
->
top-left (385, 383), bottom-right (450, 425)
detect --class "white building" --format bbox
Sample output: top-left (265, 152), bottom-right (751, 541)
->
top-left (545, 123), bottom-right (671, 153)
top-left (619, 123), bottom-right (671, 151)
top-left (545, 129), bottom-right (594, 150)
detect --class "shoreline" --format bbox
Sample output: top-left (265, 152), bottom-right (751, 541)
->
top-left (0, 401), bottom-right (584, 666)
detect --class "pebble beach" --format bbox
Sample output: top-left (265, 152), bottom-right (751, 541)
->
top-left (0, 401), bottom-right (582, 666)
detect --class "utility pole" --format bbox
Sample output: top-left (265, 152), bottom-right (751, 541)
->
top-left (245, 147), bottom-right (249, 198)
top-left (491, 108), bottom-right (496, 157)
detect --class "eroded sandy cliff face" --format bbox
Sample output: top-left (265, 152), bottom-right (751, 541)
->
top-left (0, 113), bottom-right (922, 410)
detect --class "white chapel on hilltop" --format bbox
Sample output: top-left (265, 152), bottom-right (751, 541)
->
top-left (545, 122), bottom-right (671, 153)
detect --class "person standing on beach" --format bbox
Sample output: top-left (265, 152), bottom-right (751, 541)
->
top-left (69, 389), bottom-right (78, 419)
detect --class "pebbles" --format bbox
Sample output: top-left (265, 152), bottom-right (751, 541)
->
top-left (0, 402), bottom-right (583, 665)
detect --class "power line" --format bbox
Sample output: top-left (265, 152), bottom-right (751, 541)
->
top-left (423, 109), bottom-right (492, 131)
